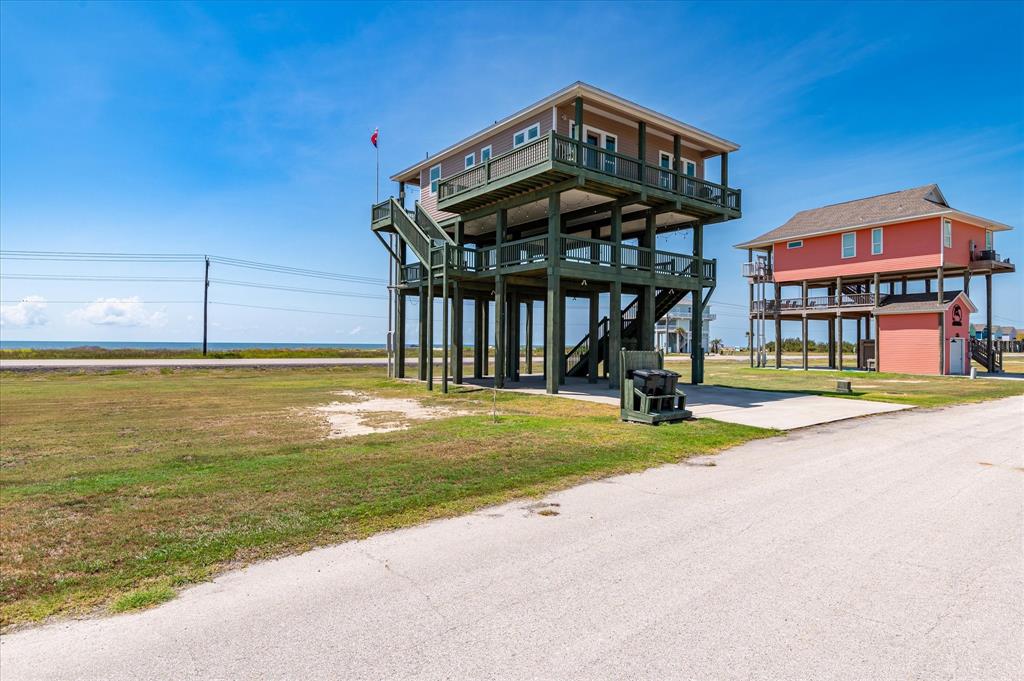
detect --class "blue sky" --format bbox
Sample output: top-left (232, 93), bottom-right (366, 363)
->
top-left (1, 0), bottom-right (1022, 346)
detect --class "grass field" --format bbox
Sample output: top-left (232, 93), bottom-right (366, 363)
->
top-left (0, 346), bottom-right (391, 360)
top-left (0, 366), bottom-right (769, 629)
top-left (665, 355), bottom-right (1024, 408)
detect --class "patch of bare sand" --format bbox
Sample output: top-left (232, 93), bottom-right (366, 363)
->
top-left (309, 391), bottom-right (470, 438)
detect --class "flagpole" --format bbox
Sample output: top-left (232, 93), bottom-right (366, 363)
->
top-left (379, 131), bottom-right (394, 379)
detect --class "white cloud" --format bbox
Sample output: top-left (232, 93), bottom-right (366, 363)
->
top-left (0, 296), bottom-right (49, 327)
top-left (68, 297), bottom-right (166, 327)
top-left (349, 325), bottom-right (363, 336)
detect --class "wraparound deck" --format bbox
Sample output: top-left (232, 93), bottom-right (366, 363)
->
top-left (394, 234), bottom-right (715, 289)
top-left (436, 131), bottom-right (741, 219)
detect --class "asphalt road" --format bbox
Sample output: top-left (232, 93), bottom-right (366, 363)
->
top-left (3, 397), bottom-right (1022, 680)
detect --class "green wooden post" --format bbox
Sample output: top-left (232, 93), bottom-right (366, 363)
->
top-left (441, 252), bottom-right (449, 394)
top-left (608, 204), bottom-right (623, 389)
top-left (418, 285), bottom-right (428, 382)
top-left (483, 298), bottom-right (490, 376)
top-left (643, 211), bottom-right (656, 350)
top-left (801, 280), bottom-right (809, 371)
top-left (588, 291), bottom-right (599, 383)
top-left (691, 222), bottom-right (705, 383)
top-left (453, 281), bottom-right (463, 385)
top-left (574, 96), bottom-right (583, 141)
top-left (558, 287), bottom-right (567, 385)
top-left (545, 193), bottom-right (561, 394)
top-left (426, 266), bottom-right (434, 390)
top-left (638, 121), bottom-right (646, 176)
top-left (495, 208), bottom-right (506, 389)
top-left (673, 134), bottom-right (682, 192)
top-left (525, 299), bottom-right (533, 374)
top-left (396, 292), bottom-right (406, 378)
top-left (473, 296), bottom-right (483, 379)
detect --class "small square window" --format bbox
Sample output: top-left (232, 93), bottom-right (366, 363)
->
top-left (514, 123), bottom-right (540, 148)
top-left (841, 232), bottom-right (856, 258)
top-left (871, 227), bottom-right (883, 255)
top-left (429, 164), bottom-right (441, 194)
top-left (481, 146), bottom-right (492, 162)
top-left (464, 153), bottom-right (475, 169)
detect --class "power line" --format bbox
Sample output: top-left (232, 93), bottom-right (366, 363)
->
top-left (1, 274), bottom-right (202, 282)
top-left (210, 301), bottom-right (385, 319)
top-left (210, 278), bottom-right (387, 299)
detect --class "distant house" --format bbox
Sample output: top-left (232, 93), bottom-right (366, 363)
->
top-left (655, 304), bottom-right (715, 353)
top-left (971, 324), bottom-right (1023, 352)
top-left (736, 185), bottom-right (1014, 374)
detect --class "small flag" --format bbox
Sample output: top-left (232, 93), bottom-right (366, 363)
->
top-left (370, 128), bottom-right (379, 148)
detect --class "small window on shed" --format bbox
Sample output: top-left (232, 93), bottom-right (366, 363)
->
top-left (786, 240), bottom-right (803, 249)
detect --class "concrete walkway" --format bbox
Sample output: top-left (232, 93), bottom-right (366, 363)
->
top-left (3, 397), bottom-right (1020, 680)
top-left (464, 375), bottom-right (911, 430)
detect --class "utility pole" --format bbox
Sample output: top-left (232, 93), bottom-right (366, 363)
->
top-left (202, 256), bottom-right (210, 356)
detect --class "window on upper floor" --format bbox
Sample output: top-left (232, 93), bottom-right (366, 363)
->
top-left (871, 227), bottom-right (883, 255)
top-left (681, 159), bottom-right (697, 177)
top-left (481, 146), bottom-right (492, 162)
top-left (943, 218), bottom-right (952, 248)
top-left (514, 123), bottom-right (540, 148)
top-left (787, 240), bottom-right (803, 249)
top-left (985, 229), bottom-right (993, 250)
top-left (429, 164), bottom-right (441, 195)
top-left (464, 153), bottom-right (475, 169)
top-left (841, 232), bottom-right (856, 258)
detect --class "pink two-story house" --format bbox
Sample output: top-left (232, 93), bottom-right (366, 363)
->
top-left (736, 185), bottom-right (1014, 375)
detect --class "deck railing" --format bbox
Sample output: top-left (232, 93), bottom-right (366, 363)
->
top-left (753, 292), bottom-right (880, 313)
top-left (436, 131), bottom-right (741, 213)
top-left (371, 199), bottom-right (392, 223)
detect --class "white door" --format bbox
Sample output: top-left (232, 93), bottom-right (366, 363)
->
top-left (949, 337), bottom-right (965, 375)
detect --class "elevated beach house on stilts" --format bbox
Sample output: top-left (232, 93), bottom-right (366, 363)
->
top-left (371, 82), bottom-right (741, 393)
top-left (736, 185), bottom-right (1014, 375)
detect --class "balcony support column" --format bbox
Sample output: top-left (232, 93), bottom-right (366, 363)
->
top-left (773, 281), bottom-right (782, 370)
top-left (473, 297), bottom-right (484, 379)
top-left (525, 300), bottom-right (533, 375)
top-left (638, 121), bottom-right (646, 172)
top-left (396, 291), bottom-right (406, 378)
top-left (827, 287), bottom-right (836, 369)
top-left (483, 297), bottom-right (490, 376)
top-left (836, 276), bottom-right (843, 372)
top-left (452, 282), bottom-right (463, 385)
top-left (721, 152), bottom-right (729, 189)
top-left (426, 269), bottom-right (434, 390)
top-left (936, 266), bottom-right (944, 304)
top-left (588, 291), bottom-right (599, 383)
top-left (855, 314), bottom-right (862, 369)
top-left (692, 222), bottom-right (706, 383)
top-left (545, 194), bottom-right (562, 394)
top-left (963, 271), bottom-right (971, 297)
top-left (573, 97), bottom-right (583, 141)
top-left (418, 285), bottom-right (429, 381)
top-left (608, 204), bottom-right (623, 389)
top-left (801, 280), bottom-right (809, 371)
top-left (441, 267), bottom-right (449, 394)
top-left (986, 273), bottom-right (993, 372)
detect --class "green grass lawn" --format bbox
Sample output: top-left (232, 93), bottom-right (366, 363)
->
top-left (0, 346), bottom-right (392, 360)
top-left (666, 356), bottom-right (1024, 408)
top-left (0, 366), bottom-right (769, 629)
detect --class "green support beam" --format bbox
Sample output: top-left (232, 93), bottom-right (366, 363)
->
top-left (545, 193), bottom-right (562, 394)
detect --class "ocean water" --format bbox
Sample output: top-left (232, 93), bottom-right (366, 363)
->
top-left (0, 340), bottom-right (386, 350)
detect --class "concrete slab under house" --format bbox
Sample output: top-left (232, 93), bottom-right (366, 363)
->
top-left (371, 82), bottom-right (741, 395)
top-left (736, 185), bottom-right (1015, 375)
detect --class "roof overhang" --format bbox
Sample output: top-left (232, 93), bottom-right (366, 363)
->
top-left (873, 291), bottom-right (978, 316)
top-left (391, 81), bottom-right (740, 184)
top-left (734, 209), bottom-right (1013, 251)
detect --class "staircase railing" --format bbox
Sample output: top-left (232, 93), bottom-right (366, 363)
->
top-left (387, 198), bottom-right (432, 265)
top-left (415, 202), bottom-right (455, 246)
top-left (970, 338), bottom-right (1003, 372)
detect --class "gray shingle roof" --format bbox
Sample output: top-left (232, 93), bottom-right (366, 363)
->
top-left (736, 185), bottom-right (952, 249)
top-left (873, 291), bottom-right (972, 315)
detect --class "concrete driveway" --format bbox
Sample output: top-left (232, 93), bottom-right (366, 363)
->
top-left (465, 375), bottom-right (911, 430)
top-left (3, 396), bottom-right (1020, 680)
